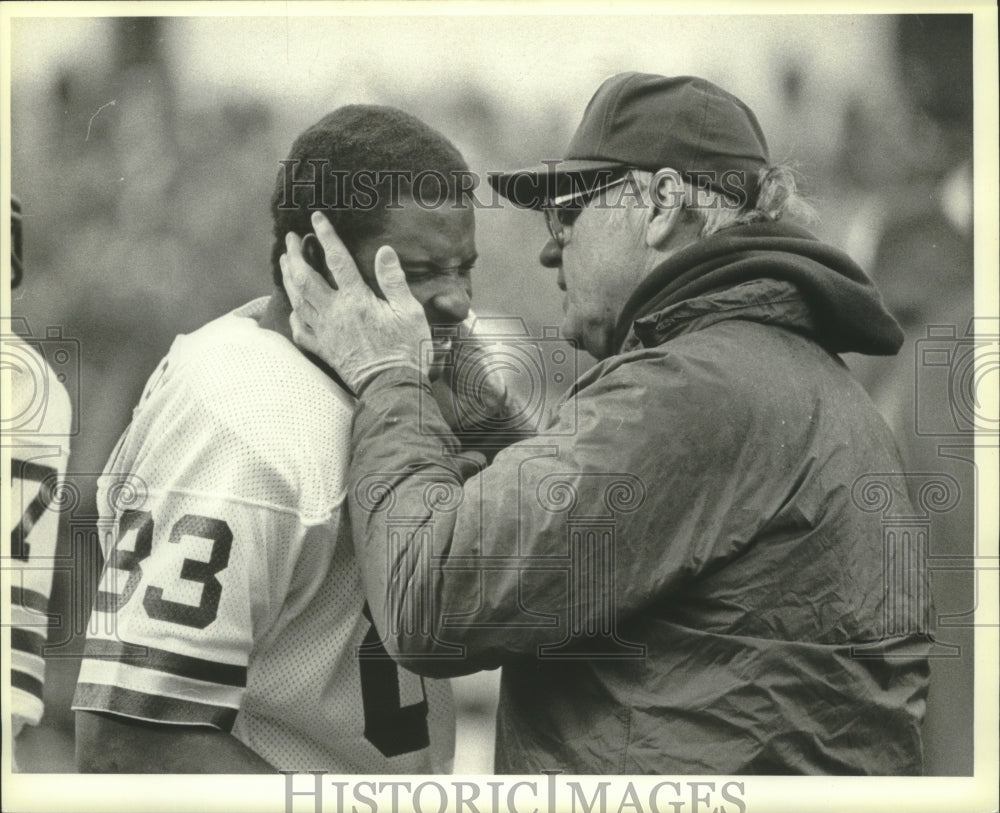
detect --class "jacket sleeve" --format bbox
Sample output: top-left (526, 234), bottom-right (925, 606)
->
top-left (347, 355), bottom-right (754, 677)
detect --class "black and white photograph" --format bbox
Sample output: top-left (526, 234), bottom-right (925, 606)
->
top-left (2, 3), bottom-right (997, 812)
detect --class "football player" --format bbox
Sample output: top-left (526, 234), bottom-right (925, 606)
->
top-left (6, 195), bottom-right (74, 770)
top-left (72, 106), bottom-right (495, 772)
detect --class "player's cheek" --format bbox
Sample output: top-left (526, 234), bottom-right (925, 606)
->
top-left (406, 283), bottom-right (436, 324)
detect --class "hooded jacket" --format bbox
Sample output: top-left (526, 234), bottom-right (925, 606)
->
top-left (347, 221), bottom-right (930, 775)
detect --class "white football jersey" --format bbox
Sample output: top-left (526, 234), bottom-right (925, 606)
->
top-left (71, 298), bottom-right (454, 772)
top-left (4, 334), bottom-right (73, 735)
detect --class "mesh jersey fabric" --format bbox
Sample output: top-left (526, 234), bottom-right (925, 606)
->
top-left (71, 298), bottom-right (454, 772)
top-left (6, 336), bottom-right (73, 735)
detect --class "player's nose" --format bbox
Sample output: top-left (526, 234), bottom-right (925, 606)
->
top-left (428, 276), bottom-right (472, 324)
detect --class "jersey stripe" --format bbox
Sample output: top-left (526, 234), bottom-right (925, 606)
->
top-left (82, 638), bottom-right (247, 687)
top-left (74, 682), bottom-right (239, 731)
top-left (12, 670), bottom-right (44, 700)
top-left (11, 627), bottom-right (46, 657)
top-left (77, 657), bottom-right (244, 712)
top-left (11, 604), bottom-right (51, 632)
top-left (11, 458), bottom-right (59, 484)
top-left (10, 648), bottom-right (44, 674)
top-left (10, 460), bottom-right (57, 553)
top-left (11, 585), bottom-right (50, 616)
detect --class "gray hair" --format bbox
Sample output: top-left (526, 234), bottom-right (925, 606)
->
top-left (633, 165), bottom-right (818, 237)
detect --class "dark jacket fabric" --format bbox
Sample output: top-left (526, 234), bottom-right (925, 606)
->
top-left (348, 221), bottom-right (930, 775)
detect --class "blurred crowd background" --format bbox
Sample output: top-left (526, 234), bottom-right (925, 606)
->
top-left (7, 11), bottom-right (980, 777)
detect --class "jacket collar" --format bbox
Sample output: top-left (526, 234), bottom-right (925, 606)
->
top-left (612, 220), bottom-right (903, 356)
top-left (622, 278), bottom-right (816, 351)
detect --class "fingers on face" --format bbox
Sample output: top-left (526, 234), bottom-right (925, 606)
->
top-left (296, 289), bottom-right (319, 326)
top-left (280, 242), bottom-right (323, 323)
top-left (285, 229), bottom-right (338, 310)
top-left (312, 211), bottom-right (364, 293)
top-left (288, 310), bottom-right (318, 352)
top-left (374, 244), bottom-right (412, 306)
top-left (279, 252), bottom-right (302, 312)
top-left (282, 232), bottom-right (309, 299)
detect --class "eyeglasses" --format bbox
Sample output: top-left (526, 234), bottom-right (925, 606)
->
top-left (543, 174), bottom-right (630, 248)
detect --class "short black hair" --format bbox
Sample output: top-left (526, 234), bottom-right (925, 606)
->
top-left (269, 105), bottom-right (469, 288)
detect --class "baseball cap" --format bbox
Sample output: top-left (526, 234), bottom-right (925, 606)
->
top-left (489, 72), bottom-right (770, 210)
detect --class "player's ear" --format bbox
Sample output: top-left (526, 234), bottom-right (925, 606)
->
top-left (302, 233), bottom-right (336, 288)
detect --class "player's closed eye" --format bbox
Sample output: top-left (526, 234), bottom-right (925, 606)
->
top-left (399, 261), bottom-right (475, 281)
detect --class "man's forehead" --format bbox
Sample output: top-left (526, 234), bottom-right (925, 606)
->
top-left (377, 196), bottom-right (476, 257)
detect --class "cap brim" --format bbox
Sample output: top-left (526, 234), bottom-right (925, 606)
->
top-left (488, 160), bottom-right (630, 210)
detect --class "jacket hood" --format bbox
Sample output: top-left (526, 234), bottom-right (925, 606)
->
top-left (613, 221), bottom-right (904, 356)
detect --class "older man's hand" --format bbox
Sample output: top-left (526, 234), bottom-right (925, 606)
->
top-left (280, 211), bottom-right (430, 393)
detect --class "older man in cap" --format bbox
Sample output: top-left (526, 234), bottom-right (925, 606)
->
top-left (280, 73), bottom-right (931, 774)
